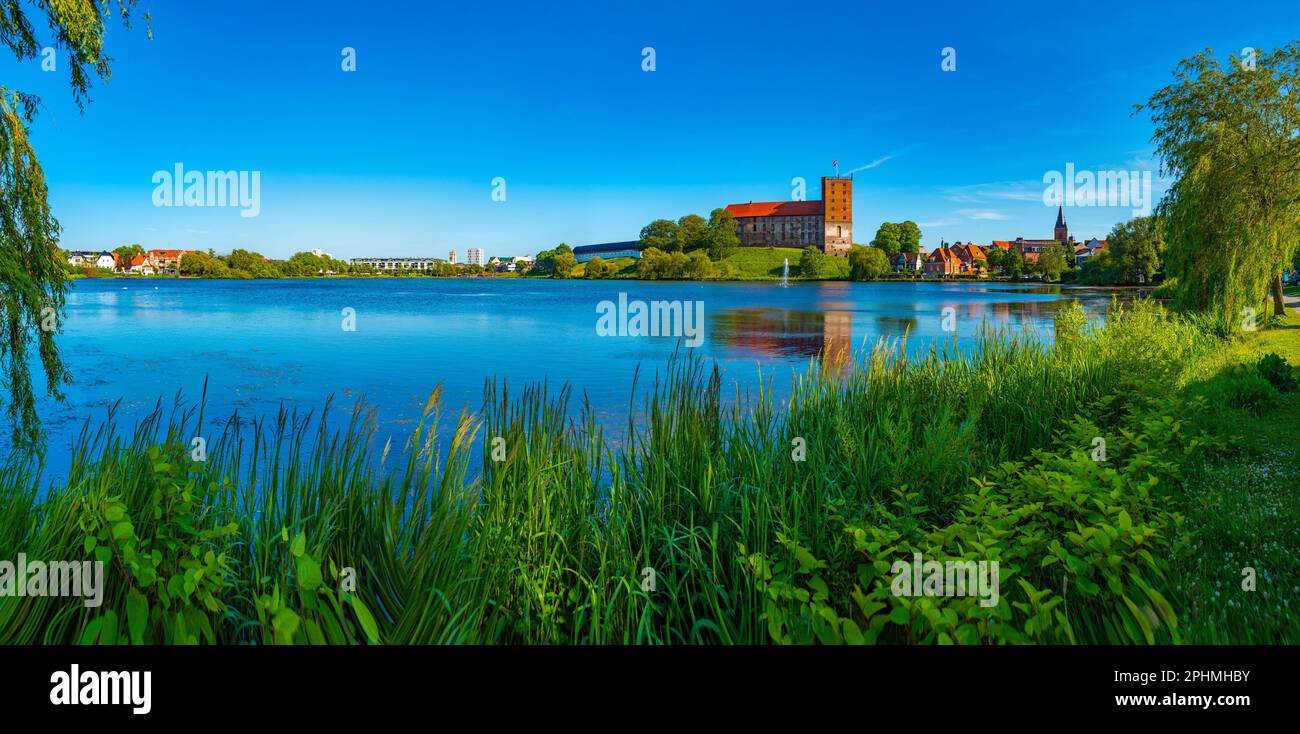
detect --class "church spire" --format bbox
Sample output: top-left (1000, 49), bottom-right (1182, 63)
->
top-left (1054, 205), bottom-right (1069, 244)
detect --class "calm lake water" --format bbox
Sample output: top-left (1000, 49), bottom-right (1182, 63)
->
top-left (13, 278), bottom-right (1126, 482)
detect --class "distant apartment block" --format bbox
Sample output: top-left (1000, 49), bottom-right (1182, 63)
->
top-left (448, 250), bottom-right (457, 264)
top-left (350, 257), bottom-right (442, 271)
top-left (467, 248), bottom-right (485, 266)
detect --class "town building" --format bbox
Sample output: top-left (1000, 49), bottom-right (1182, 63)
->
top-left (67, 251), bottom-right (117, 269)
top-left (349, 257), bottom-right (442, 271)
top-left (128, 255), bottom-right (154, 275)
top-left (1005, 207), bottom-right (1073, 265)
top-left (891, 251), bottom-right (925, 274)
top-left (148, 249), bottom-right (202, 273)
top-left (725, 176), bottom-right (854, 256)
top-left (952, 242), bottom-right (987, 274)
top-left (467, 248), bottom-right (485, 266)
top-left (573, 241), bottom-right (642, 262)
top-left (923, 245), bottom-right (963, 277)
top-left (1074, 238), bottom-right (1109, 265)
top-left (448, 250), bottom-right (457, 264)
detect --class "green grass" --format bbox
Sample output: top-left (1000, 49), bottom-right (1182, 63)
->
top-left (715, 246), bottom-right (850, 280)
top-left (572, 257), bottom-right (638, 278)
top-left (1166, 313), bottom-right (1300, 642)
top-left (0, 300), bottom-right (1293, 644)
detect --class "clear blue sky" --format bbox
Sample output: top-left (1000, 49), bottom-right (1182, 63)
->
top-left (6, 0), bottom-right (1298, 260)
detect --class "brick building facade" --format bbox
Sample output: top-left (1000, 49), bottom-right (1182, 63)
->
top-left (725, 176), bottom-right (853, 256)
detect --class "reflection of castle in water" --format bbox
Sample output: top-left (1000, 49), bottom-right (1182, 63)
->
top-left (711, 308), bottom-right (854, 374)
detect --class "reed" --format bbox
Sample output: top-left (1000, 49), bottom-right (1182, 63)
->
top-left (0, 300), bottom-right (1222, 643)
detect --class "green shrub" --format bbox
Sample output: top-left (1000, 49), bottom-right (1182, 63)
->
top-left (1211, 374), bottom-right (1280, 413)
top-left (78, 444), bottom-right (238, 644)
top-left (1256, 352), bottom-right (1297, 392)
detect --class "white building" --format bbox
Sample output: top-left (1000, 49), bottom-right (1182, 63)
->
top-left (467, 248), bottom-right (485, 266)
top-left (448, 250), bottom-right (458, 264)
top-left (68, 251), bottom-right (116, 269)
top-left (349, 257), bottom-right (442, 271)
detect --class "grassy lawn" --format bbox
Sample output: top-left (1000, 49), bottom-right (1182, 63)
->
top-left (716, 246), bottom-right (850, 280)
top-left (571, 257), bottom-right (638, 278)
top-left (1172, 312), bottom-right (1300, 642)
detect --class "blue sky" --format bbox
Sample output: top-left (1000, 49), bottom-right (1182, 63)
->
top-left (6, 0), bottom-right (1299, 260)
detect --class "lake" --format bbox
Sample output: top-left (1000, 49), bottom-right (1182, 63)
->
top-left (11, 278), bottom-right (1126, 482)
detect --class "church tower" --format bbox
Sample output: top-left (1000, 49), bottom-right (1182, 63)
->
top-left (1054, 206), bottom-right (1069, 244)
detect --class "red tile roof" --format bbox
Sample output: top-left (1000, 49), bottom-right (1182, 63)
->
top-left (725, 201), bottom-right (823, 218)
top-left (989, 240), bottom-right (1013, 251)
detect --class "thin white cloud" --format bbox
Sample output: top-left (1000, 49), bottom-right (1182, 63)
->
top-left (958, 209), bottom-right (1009, 221)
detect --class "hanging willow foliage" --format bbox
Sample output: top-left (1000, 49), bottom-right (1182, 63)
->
top-left (0, 1), bottom-right (146, 448)
top-left (1140, 43), bottom-right (1300, 331)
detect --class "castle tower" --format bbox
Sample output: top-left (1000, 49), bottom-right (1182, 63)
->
top-left (821, 176), bottom-right (853, 256)
top-left (1054, 206), bottom-right (1069, 245)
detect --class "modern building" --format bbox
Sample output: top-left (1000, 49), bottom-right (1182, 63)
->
top-left (725, 176), bottom-right (853, 256)
top-left (448, 250), bottom-right (457, 264)
top-left (573, 241), bottom-right (642, 262)
top-left (466, 248), bottom-right (485, 266)
top-left (349, 257), bottom-right (442, 271)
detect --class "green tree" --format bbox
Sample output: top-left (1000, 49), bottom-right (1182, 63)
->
top-left (113, 243), bottom-right (145, 263)
top-left (552, 252), bottom-right (577, 278)
top-left (640, 219), bottom-right (680, 253)
top-left (584, 256), bottom-right (608, 279)
top-left (799, 246), bottom-right (828, 279)
top-left (871, 222), bottom-right (902, 257)
top-left (706, 208), bottom-right (740, 260)
top-left (1037, 244), bottom-right (1068, 282)
top-left (896, 221), bottom-right (923, 253)
top-left (226, 248), bottom-right (279, 278)
top-left (179, 251), bottom-right (229, 277)
top-left (1141, 44), bottom-right (1300, 320)
top-left (531, 243), bottom-right (571, 276)
top-left (993, 247), bottom-right (1027, 279)
top-left (0, 1), bottom-right (145, 447)
top-left (684, 251), bottom-right (712, 280)
top-left (675, 214), bottom-right (708, 252)
top-left (849, 245), bottom-right (890, 281)
top-left (1107, 216), bottom-right (1165, 284)
top-left (637, 247), bottom-right (670, 280)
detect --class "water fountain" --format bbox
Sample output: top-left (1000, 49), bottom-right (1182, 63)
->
top-left (780, 258), bottom-right (789, 287)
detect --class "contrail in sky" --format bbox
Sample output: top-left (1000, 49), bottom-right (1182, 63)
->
top-left (842, 154), bottom-right (895, 176)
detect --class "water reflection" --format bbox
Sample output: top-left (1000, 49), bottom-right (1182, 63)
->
top-left (709, 286), bottom-right (1135, 375)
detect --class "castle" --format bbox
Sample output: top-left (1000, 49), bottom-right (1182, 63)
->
top-left (724, 176), bottom-right (853, 256)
